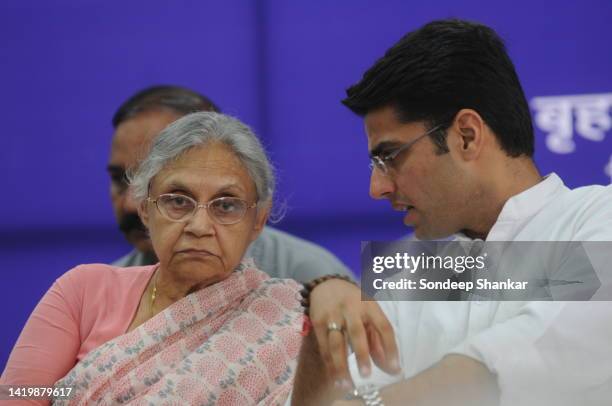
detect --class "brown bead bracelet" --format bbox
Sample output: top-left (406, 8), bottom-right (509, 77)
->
top-left (299, 274), bottom-right (357, 316)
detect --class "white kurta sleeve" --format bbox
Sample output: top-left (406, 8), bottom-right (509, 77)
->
top-left (449, 301), bottom-right (612, 405)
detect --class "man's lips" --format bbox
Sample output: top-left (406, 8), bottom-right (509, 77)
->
top-left (392, 203), bottom-right (415, 212)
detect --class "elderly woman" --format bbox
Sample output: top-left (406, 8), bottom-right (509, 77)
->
top-left (2, 112), bottom-right (303, 405)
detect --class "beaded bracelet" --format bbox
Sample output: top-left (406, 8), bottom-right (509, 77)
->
top-left (299, 274), bottom-right (357, 316)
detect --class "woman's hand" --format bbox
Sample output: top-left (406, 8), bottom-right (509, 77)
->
top-left (308, 278), bottom-right (401, 387)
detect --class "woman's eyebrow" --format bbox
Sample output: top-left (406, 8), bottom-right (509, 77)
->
top-left (160, 181), bottom-right (247, 198)
top-left (162, 181), bottom-right (193, 195)
top-left (213, 184), bottom-right (246, 196)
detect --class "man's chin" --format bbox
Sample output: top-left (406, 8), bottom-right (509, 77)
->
top-left (413, 226), bottom-right (454, 241)
top-left (412, 228), bottom-right (430, 240)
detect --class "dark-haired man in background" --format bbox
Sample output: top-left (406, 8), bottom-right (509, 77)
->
top-left (292, 19), bottom-right (612, 405)
top-left (108, 85), bottom-right (352, 283)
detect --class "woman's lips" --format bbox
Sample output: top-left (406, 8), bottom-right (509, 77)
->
top-left (177, 249), bottom-right (216, 258)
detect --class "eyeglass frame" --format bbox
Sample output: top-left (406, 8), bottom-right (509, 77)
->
top-left (146, 193), bottom-right (257, 225)
top-left (369, 124), bottom-right (443, 174)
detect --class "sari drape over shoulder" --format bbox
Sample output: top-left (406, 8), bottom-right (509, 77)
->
top-left (53, 260), bottom-right (303, 405)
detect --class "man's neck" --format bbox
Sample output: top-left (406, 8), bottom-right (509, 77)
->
top-left (463, 158), bottom-right (542, 240)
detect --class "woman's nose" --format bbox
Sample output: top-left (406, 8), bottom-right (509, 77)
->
top-left (183, 206), bottom-right (216, 237)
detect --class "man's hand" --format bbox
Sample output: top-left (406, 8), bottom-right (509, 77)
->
top-left (309, 279), bottom-right (402, 386)
top-left (292, 278), bottom-right (401, 405)
top-left (331, 400), bottom-right (362, 406)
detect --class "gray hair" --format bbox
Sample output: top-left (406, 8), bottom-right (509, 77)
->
top-left (129, 112), bottom-right (275, 209)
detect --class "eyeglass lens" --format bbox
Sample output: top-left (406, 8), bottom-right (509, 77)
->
top-left (156, 194), bottom-right (248, 224)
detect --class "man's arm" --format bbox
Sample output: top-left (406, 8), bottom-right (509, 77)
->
top-left (372, 354), bottom-right (499, 406)
top-left (330, 354), bottom-right (498, 406)
top-left (293, 347), bottom-right (498, 406)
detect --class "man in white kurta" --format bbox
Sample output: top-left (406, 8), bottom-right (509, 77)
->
top-left (348, 173), bottom-right (612, 405)
top-left (290, 19), bottom-right (611, 406)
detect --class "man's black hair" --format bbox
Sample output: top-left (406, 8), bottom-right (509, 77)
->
top-left (112, 85), bottom-right (220, 128)
top-left (342, 19), bottom-right (534, 157)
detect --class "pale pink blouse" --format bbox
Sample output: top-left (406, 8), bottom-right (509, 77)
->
top-left (1, 264), bottom-right (156, 405)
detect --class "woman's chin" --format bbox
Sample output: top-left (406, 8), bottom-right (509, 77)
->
top-left (168, 258), bottom-right (227, 284)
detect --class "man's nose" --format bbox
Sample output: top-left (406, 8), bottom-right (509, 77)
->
top-left (369, 169), bottom-right (395, 200)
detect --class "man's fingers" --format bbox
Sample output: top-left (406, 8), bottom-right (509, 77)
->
top-left (327, 327), bottom-right (351, 387)
top-left (366, 304), bottom-right (401, 374)
top-left (312, 316), bottom-right (335, 376)
top-left (346, 315), bottom-right (372, 378)
top-left (367, 324), bottom-right (386, 368)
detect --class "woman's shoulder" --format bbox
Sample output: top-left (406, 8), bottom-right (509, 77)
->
top-left (239, 260), bottom-right (302, 293)
top-left (58, 263), bottom-right (156, 294)
top-left (236, 267), bottom-right (303, 314)
top-left (259, 275), bottom-right (302, 293)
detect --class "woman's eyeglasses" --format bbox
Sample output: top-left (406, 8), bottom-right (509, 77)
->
top-left (147, 193), bottom-right (257, 225)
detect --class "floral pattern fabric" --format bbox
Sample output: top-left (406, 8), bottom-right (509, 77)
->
top-left (53, 260), bottom-right (303, 406)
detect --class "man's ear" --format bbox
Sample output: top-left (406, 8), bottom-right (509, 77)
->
top-left (448, 108), bottom-right (486, 161)
top-left (250, 202), bottom-right (270, 242)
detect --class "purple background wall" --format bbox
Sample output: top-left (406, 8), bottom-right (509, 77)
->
top-left (2, 1), bottom-right (611, 368)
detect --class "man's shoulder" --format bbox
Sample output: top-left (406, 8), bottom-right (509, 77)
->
top-left (568, 183), bottom-right (612, 208)
top-left (111, 249), bottom-right (149, 267)
top-left (257, 226), bottom-right (331, 252)
top-left (248, 226), bottom-right (353, 282)
top-left (568, 183), bottom-right (612, 239)
top-left (256, 226), bottom-right (345, 264)
top-left (554, 183), bottom-right (612, 235)
top-left (562, 181), bottom-right (610, 197)
top-left (510, 181), bottom-right (612, 241)
top-left (532, 178), bottom-right (611, 220)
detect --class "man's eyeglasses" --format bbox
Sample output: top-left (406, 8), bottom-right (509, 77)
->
top-left (369, 125), bottom-right (443, 175)
top-left (147, 193), bottom-right (257, 225)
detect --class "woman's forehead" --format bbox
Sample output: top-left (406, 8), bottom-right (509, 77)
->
top-left (151, 144), bottom-right (255, 196)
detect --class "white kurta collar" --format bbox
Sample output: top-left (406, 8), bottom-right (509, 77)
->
top-left (453, 173), bottom-right (568, 242)
top-left (486, 172), bottom-right (568, 241)
top-left (495, 173), bottom-right (567, 223)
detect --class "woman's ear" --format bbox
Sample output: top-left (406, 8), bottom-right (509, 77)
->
top-left (137, 199), bottom-right (150, 229)
top-left (250, 202), bottom-right (270, 242)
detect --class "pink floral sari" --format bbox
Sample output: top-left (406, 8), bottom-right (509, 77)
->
top-left (53, 260), bottom-right (303, 405)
